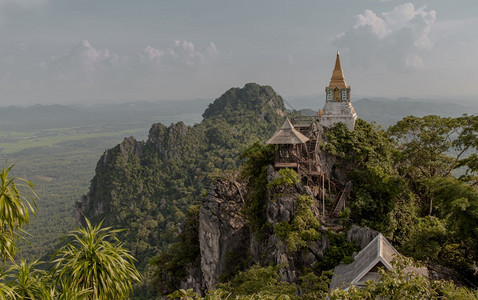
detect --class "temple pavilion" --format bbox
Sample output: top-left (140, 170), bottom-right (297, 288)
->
top-left (266, 51), bottom-right (358, 217)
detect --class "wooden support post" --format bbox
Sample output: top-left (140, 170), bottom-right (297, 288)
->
top-left (322, 174), bottom-right (325, 216)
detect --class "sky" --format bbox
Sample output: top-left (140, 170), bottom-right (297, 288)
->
top-left (0, 0), bottom-right (477, 105)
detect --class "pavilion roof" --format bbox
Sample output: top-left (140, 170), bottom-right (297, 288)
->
top-left (266, 118), bottom-right (309, 145)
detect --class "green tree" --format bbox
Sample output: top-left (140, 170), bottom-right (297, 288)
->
top-left (422, 176), bottom-right (478, 263)
top-left (324, 120), bottom-right (412, 234)
top-left (298, 270), bottom-right (332, 299)
top-left (388, 115), bottom-right (477, 215)
top-left (6, 258), bottom-right (51, 299)
top-left (0, 165), bottom-right (37, 261)
top-left (152, 204), bottom-right (201, 295)
top-left (239, 142), bottom-right (275, 235)
top-left (0, 269), bottom-right (16, 300)
top-left (52, 218), bottom-right (142, 299)
top-left (267, 168), bottom-right (299, 188)
top-left (400, 216), bottom-right (448, 262)
top-left (317, 232), bottom-right (359, 271)
top-left (167, 288), bottom-right (201, 300)
top-left (217, 264), bottom-right (296, 298)
top-left (388, 115), bottom-right (465, 179)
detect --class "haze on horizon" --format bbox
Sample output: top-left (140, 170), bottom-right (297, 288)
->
top-left (0, 0), bottom-right (477, 105)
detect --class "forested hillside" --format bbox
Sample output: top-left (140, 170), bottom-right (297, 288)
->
top-left (1, 100), bottom-right (207, 260)
top-left (78, 82), bottom-right (478, 299)
top-left (154, 116), bottom-right (478, 299)
top-left (77, 83), bottom-right (286, 268)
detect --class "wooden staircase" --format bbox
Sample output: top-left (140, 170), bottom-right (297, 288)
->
top-left (329, 181), bottom-right (352, 217)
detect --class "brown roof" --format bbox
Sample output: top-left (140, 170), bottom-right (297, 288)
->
top-left (266, 118), bottom-right (309, 145)
top-left (328, 50), bottom-right (349, 89)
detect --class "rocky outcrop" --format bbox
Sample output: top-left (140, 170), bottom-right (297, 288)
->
top-left (347, 225), bottom-right (379, 249)
top-left (147, 122), bottom-right (192, 161)
top-left (179, 265), bottom-right (205, 293)
top-left (119, 136), bottom-right (143, 157)
top-left (193, 173), bottom-right (382, 293)
top-left (199, 179), bottom-right (249, 291)
top-left (76, 136), bottom-right (144, 223)
top-left (202, 83), bottom-right (286, 122)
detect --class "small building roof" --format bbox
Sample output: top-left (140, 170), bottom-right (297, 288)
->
top-left (329, 234), bottom-right (400, 290)
top-left (266, 118), bottom-right (310, 145)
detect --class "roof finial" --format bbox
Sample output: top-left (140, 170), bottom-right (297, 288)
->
top-left (335, 50), bottom-right (341, 71)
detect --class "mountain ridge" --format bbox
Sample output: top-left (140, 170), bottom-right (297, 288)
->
top-left (77, 83), bottom-right (287, 270)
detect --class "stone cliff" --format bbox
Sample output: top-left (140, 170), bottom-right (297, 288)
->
top-left (182, 170), bottom-right (379, 294)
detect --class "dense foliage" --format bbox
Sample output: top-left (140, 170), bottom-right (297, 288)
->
top-left (323, 119), bottom-right (413, 234)
top-left (325, 115), bottom-right (478, 286)
top-left (151, 205), bottom-right (201, 295)
top-left (240, 142), bottom-right (275, 236)
top-left (274, 194), bottom-right (320, 253)
top-left (80, 83), bottom-right (286, 272)
top-left (0, 165), bottom-right (141, 299)
top-left (157, 114), bottom-right (478, 298)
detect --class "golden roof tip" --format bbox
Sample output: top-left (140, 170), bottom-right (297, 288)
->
top-left (328, 50), bottom-right (348, 89)
top-left (334, 50), bottom-right (342, 71)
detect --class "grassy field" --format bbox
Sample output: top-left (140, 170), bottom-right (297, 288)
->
top-left (0, 127), bottom-right (147, 154)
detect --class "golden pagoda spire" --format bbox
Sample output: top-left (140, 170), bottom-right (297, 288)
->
top-left (334, 50), bottom-right (342, 70)
top-left (328, 50), bottom-right (349, 89)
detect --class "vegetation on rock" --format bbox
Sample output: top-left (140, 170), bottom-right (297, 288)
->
top-left (158, 114), bottom-right (478, 298)
top-left (72, 82), bottom-right (478, 298)
top-left (78, 84), bottom-right (286, 273)
top-left (274, 194), bottom-right (320, 253)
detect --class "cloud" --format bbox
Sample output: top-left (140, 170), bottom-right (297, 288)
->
top-left (43, 39), bottom-right (221, 86)
top-left (139, 40), bottom-right (220, 66)
top-left (140, 46), bottom-right (165, 63)
top-left (335, 3), bottom-right (436, 72)
top-left (0, 39), bottom-right (222, 102)
top-left (43, 40), bottom-right (125, 86)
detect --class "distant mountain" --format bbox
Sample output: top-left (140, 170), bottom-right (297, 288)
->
top-left (295, 97), bottom-right (477, 128)
top-left (0, 100), bottom-right (210, 131)
top-left (2, 96), bottom-right (475, 131)
top-left (354, 97), bottom-right (475, 127)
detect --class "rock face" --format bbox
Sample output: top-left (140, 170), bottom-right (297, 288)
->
top-left (199, 179), bottom-right (249, 290)
top-left (148, 122), bottom-right (192, 161)
top-left (76, 136), bottom-right (144, 222)
top-left (347, 225), bottom-right (379, 250)
top-left (193, 173), bottom-right (380, 293)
